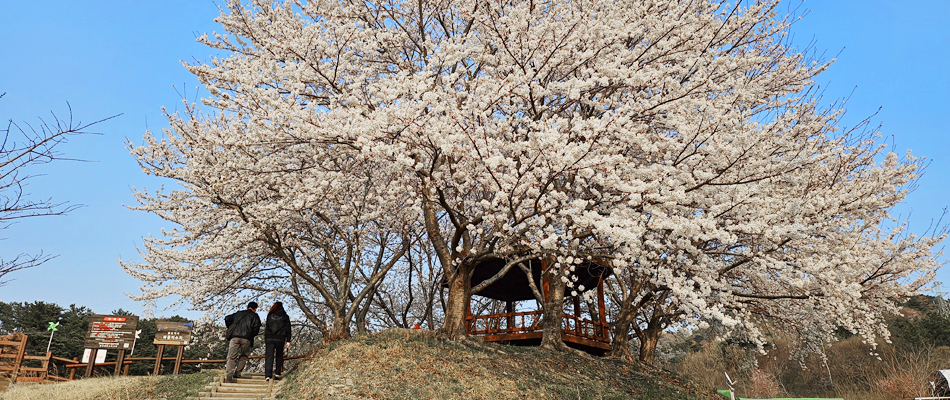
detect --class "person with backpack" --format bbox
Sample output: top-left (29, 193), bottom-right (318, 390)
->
top-left (224, 301), bottom-right (261, 383)
top-left (263, 301), bottom-right (292, 381)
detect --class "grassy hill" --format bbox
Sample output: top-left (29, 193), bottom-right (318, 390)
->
top-left (1, 329), bottom-right (717, 399)
top-left (276, 329), bottom-right (719, 400)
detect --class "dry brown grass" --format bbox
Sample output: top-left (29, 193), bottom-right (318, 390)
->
top-left (0, 370), bottom-right (216, 400)
top-left (669, 335), bottom-right (950, 400)
top-left (749, 368), bottom-right (784, 398)
top-left (0, 376), bottom-right (153, 400)
top-left (276, 329), bottom-right (719, 400)
top-left (827, 342), bottom-right (950, 400)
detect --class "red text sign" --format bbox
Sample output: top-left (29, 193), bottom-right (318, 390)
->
top-left (84, 315), bottom-right (139, 350)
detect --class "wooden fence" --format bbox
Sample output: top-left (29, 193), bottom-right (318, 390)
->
top-left (56, 352), bottom-right (310, 379)
top-left (1, 333), bottom-right (310, 384)
top-left (1, 333), bottom-right (28, 387)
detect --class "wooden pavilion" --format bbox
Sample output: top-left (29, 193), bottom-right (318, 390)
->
top-left (464, 258), bottom-right (611, 355)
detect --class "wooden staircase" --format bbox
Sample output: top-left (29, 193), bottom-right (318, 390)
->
top-left (188, 371), bottom-right (281, 400)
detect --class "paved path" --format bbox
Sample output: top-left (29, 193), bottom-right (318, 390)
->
top-left (188, 372), bottom-right (282, 400)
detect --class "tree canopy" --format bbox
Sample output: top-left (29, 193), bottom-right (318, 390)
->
top-left (125, 0), bottom-right (944, 353)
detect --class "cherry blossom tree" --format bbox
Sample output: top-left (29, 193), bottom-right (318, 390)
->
top-left (128, 0), bottom-right (942, 354)
top-left (123, 102), bottom-right (414, 341)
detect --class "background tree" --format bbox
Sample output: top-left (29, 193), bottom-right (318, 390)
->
top-left (0, 301), bottom-right (93, 362)
top-left (1, 92), bottom-right (117, 285)
top-left (364, 234), bottom-right (445, 331)
top-left (0, 301), bottom-right (248, 377)
top-left (665, 295), bottom-right (950, 399)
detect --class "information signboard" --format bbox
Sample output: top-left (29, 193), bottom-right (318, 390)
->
top-left (84, 315), bottom-right (139, 350)
top-left (153, 321), bottom-right (193, 345)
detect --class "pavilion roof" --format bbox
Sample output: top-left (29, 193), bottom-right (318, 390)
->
top-left (469, 257), bottom-right (611, 302)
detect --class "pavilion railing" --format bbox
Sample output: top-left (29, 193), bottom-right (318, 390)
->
top-left (559, 313), bottom-right (609, 342)
top-left (467, 310), bottom-right (609, 343)
top-left (467, 310), bottom-right (543, 335)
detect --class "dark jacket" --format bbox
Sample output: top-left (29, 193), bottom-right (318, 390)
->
top-left (264, 311), bottom-right (292, 343)
top-left (225, 309), bottom-right (262, 344)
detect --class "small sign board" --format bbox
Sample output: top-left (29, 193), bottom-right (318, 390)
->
top-left (84, 315), bottom-right (139, 350)
top-left (81, 348), bottom-right (108, 364)
top-left (153, 320), bottom-right (193, 345)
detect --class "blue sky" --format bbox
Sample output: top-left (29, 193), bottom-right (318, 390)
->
top-left (1, 1), bottom-right (948, 319)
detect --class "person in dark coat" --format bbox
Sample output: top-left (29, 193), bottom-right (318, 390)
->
top-left (263, 301), bottom-right (292, 381)
top-left (224, 301), bottom-right (261, 383)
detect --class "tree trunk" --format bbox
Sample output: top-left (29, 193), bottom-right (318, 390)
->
top-left (354, 296), bottom-right (372, 334)
top-left (440, 263), bottom-right (473, 339)
top-left (607, 303), bottom-right (636, 359)
top-left (328, 308), bottom-right (351, 342)
top-left (539, 266), bottom-right (568, 351)
top-left (607, 277), bottom-right (649, 360)
top-left (638, 328), bottom-right (661, 365)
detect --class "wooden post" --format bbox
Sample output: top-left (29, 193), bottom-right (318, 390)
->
top-left (114, 349), bottom-right (126, 376)
top-left (597, 275), bottom-right (607, 340)
top-left (42, 351), bottom-right (51, 381)
top-left (123, 363), bottom-right (130, 376)
top-left (11, 334), bottom-right (27, 382)
top-left (69, 357), bottom-right (78, 380)
top-left (488, 301), bottom-right (496, 332)
top-left (573, 295), bottom-right (582, 335)
top-left (84, 349), bottom-right (97, 378)
top-left (505, 301), bottom-right (514, 331)
top-left (466, 300), bottom-right (472, 334)
top-left (173, 345), bottom-right (185, 375)
top-left (153, 344), bottom-right (164, 376)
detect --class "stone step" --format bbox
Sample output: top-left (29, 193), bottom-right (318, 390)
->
top-left (191, 390), bottom-right (278, 399)
top-left (231, 377), bottom-right (269, 385)
top-left (198, 392), bottom-right (272, 399)
top-left (189, 371), bottom-right (280, 400)
top-left (203, 390), bottom-right (271, 396)
top-left (235, 374), bottom-right (266, 379)
top-left (217, 383), bottom-right (272, 391)
top-left (201, 388), bottom-right (270, 395)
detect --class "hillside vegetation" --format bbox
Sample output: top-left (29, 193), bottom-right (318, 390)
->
top-left (276, 329), bottom-right (718, 400)
top-left (664, 296), bottom-right (950, 400)
top-left (0, 371), bottom-right (215, 400)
